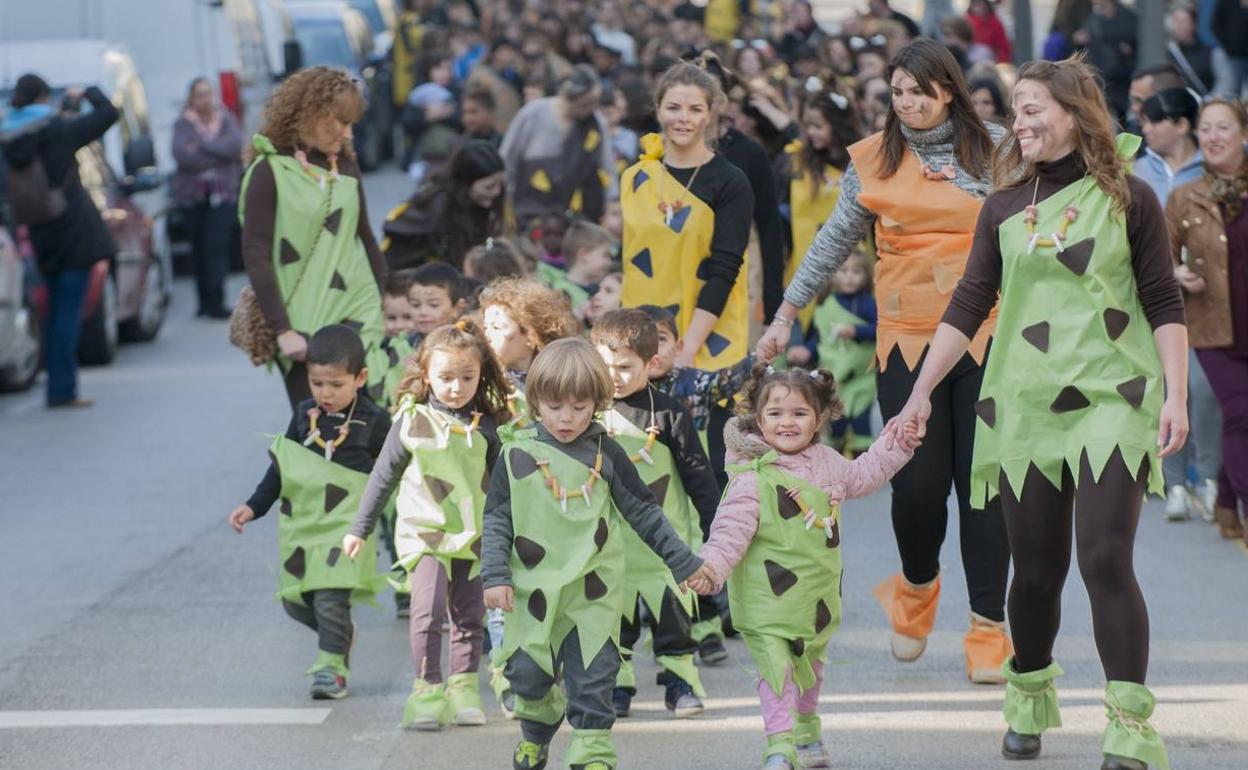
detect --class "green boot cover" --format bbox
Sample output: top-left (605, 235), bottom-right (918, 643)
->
top-left (489, 660), bottom-right (512, 700)
top-left (765, 731), bottom-right (800, 767)
top-left (566, 728), bottom-right (616, 768)
top-left (656, 654), bottom-right (707, 697)
top-left (305, 650), bottom-right (348, 678)
top-left (446, 673), bottom-right (485, 714)
top-left (1002, 658), bottom-right (1063, 734)
top-left (794, 712), bottom-right (822, 746)
top-left (1103, 681), bottom-right (1169, 770)
top-left (616, 656), bottom-right (636, 691)
top-left (401, 679), bottom-right (450, 728)
top-left (691, 615), bottom-right (723, 643)
top-left (513, 685), bottom-right (566, 726)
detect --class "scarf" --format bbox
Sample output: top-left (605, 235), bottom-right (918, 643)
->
top-left (1204, 156), bottom-right (1248, 221)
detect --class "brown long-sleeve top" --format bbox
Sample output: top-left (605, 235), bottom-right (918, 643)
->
top-left (943, 152), bottom-right (1186, 337)
top-left (241, 148), bottom-right (386, 335)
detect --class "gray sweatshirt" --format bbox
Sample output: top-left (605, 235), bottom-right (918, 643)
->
top-left (481, 422), bottom-right (703, 589)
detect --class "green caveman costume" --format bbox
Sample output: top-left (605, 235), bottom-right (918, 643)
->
top-left (240, 135), bottom-right (388, 390)
top-left (814, 297), bottom-right (877, 452)
top-left (974, 135), bottom-right (1168, 769)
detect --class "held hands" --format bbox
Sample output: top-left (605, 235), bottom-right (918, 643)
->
top-left (341, 534), bottom-right (366, 560)
top-left (228, 504), bottom-right (256, 533)
top-left (1157, 396), bottom-right (1189, 458)
top-left (882, 391), bottom-right (931, 451)
top-left (757, 322), bottom-right (790, 363)
top-left (484, 585), bottom-right (515, 611)
top-left (1174, 264), bottom-right (1207, 294)
top-left (277, 330), bottom-right (308, 362)
top-left (685, 563), bottom-right (720, 596)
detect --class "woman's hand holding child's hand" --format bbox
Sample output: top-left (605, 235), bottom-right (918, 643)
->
top-left (485, 585), bottom-right (515, 611)
top-left (686, 563), bottom-right (720, 596)
top-left (894, 419), bottom-right (923, 452)
top-left (227, 504), bottom-right (256, 533)
top-left (341, 534), bottom-right (365, 560)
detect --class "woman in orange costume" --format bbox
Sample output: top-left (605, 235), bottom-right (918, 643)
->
top-left (757, 39), bottom-right (1011, 683)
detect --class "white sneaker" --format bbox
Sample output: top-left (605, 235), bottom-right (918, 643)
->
top-left (1194, 479), bottom-right (1218, 522)
top-left (1164, 485), bottom-right (1191, 521)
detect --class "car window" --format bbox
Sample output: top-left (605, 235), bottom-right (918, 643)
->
top-left (293, 19), bottom-right (356, 69)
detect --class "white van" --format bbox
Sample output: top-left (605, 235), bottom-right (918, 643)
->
top-left (0, 0), bottom-right (300, 170)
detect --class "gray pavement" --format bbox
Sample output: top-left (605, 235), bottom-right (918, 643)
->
top-left (1, 167), bottom-right (1246, 769)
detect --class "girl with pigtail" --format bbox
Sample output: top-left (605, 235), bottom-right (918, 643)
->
top-left (690, 363), bottom-right (920, 770)
top-left (344, 318), bottom-right (510, 731)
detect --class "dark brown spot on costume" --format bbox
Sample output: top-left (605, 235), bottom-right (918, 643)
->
top-left (584, 570), bottom-right (608, 600)
top-left (1056, 238), bottom-right (1094, 276)
top-left (527, 589), bottom-right (547, 622)
top-left (788, 638), bottom-right (806, 656)
top-left (329, 271), bottom-right (346, 291)
top-left (425, 476), bottom-right (455, 503)
top-left (765, 559), bottom-right (799, 596)
top-left (514, 536), bottom-right (546, 569)
top-left (284, 547), bottom-right (306, 579)
top-left (814, 598), bottom-right (833, 633)
top-left (326, 547), bottom-right (342, 567)
top-left (387, 346), bottom-right (400, 367)
top-left (1117, 376), bottom-right (1147, 409)
top-left (509, 448), bottom-right (539, 479)
top-left (408, 411), bottom-right (436, 439)
top-left (1021, 322), bottom-right (1050, 352)
top-left (777, 486), bottom-right (802, 519)
top-left (1050, 386), bottom-right (1090, 413)
top-left (279, 238), bottom-right (301, 265)
top-left (323, 208), bottom-right (343, 235)
top-left (594, 518), bottom-right (609, 551)
top-left (648, 475), bottom-right (670, 507)
top-left (1104, 308), bottom-right (1130, 340)
top-left (975, 398), bottom-right (997, 428)
top-left (280, 497), bottom-right (292, 517)
top-left (324, 483), bottom-right (349, 512)
top-left (470, 539), bottom-right (482, 558)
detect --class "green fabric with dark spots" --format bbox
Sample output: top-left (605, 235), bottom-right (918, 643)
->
top-left (379, 334), bottom-right (415, 409)
top-left (973, 134), bottom-right (1163, 507)
top-left (814, 297), bottom-right (876, 425)
top-left (600, 406), bottom-right (699, 621)
top-left (271, 436), bottom-right (385, 606)
top-left (726, 453), bottom-right (843, 696)
top-left (239, 135), bottom-right (387, 388)
top-left (498, 430), bottom-right (625, 677)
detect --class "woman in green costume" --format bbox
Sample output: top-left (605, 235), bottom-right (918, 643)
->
top-left (888, 58), bottom-right (1190, 770)
top-left (240, 66), bottom-right (389, 409)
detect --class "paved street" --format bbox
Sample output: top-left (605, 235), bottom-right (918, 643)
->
top-left (1, 168), bottom-right (1245, 770)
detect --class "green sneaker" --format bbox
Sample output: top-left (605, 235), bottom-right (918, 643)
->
top-left (512, 739), bottom-right (549, 770)
top-left (446, 673), bottom-right (486, 726)
top-left (401, 678), bottom-right (450, 731)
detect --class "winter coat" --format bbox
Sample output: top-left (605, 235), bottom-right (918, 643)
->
top-left (170, 107), bottom-right (243, 208)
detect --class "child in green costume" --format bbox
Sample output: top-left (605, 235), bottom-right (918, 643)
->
top-left (590, 309), bottom-right (723, 720)
top-left (345, 319), bottom-right (510, 731)
top-left (481, 338), bottom-right (715, 770)
top-left (228, 325), bottom-right (390, 700)
top-left (691, 364), bottom-right (918, 770)
top-left (534, 220), bottom-right (614, 317)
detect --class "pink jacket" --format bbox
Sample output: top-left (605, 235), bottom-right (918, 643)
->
top-left (698, 418), bottom-right (913, 591)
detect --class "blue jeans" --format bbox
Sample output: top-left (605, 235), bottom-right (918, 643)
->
top-left (44, 268), bottom-right (90, 404)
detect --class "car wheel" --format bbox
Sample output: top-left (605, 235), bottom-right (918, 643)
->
top-left (0, 297), bottom-right (42, 392)
top-left (78, 273), bottom-right (118, 366)
top-left (120, 259), bottom-right (167, 342)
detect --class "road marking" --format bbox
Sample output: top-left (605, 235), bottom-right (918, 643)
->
top-left (0, 708), bottom-right (332, 729)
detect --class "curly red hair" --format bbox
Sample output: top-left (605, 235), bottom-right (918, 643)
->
top-left (248, 66), bottom-right (364, 162)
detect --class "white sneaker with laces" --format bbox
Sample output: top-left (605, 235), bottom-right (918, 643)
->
top-left (1164, 485), bottom-right (1190, 521)
top-left (1195, 479), bottom-right (1218, 522)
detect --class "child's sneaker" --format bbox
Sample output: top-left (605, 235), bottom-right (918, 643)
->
top-left (763, 754), bottom-right (795, 769)
top-left (512, 739), bottom-right (549, 770)
top-left (796, 741), bottom-right (831, 768)
top-left (611, 687), bottom-right (632, 718)
top-left (1164, 484), bottom-right (1190, 521)
top-left (402, 678), bottom-right (450, 731)
top-left (663, 680), bottom-right (704, 719)
top-left (309, 668), bottom-right (347, 699)
top-left (698, 635), bottom-right (729, 666)
top-left (446, 673), bottom-right (487, 726)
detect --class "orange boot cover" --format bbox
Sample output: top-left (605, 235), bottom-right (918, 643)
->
top-left (965, 612), bottom-right (1012, 683)
top-left (873, 573), bottom-right (940, 639)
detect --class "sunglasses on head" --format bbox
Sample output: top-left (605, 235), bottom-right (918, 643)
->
top-left (849, 34), bottom-right (887, 51)
top-left (732, 38), bottom-right (770, 52)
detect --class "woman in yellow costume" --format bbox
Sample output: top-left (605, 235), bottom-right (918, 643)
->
top-left (757, 40), bottom-right (1013, 684)
top-left (620, 62), bottom-right (754, 371)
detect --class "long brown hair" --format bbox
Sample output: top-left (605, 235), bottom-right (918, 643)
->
top-left (879, 39), bottom-right (992, 180)
top-left (992, 56), bottom-right (1131, 214)
top-left (394, 318), bottom-right (510, 423)
top-left (247, 66), bottom-right (364, 162)
top-left (797, 85), bottom-right (859, 198)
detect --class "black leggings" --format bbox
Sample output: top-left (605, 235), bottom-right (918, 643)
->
top-left (619, 589), bottom-right (698, 690)
top-left (876, 347), bottom-right (1010, 621)
top-left (1003, 450), bottom-right (1150, 684)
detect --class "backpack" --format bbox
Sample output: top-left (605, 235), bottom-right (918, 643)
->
top-left (7, 154), bottom-right (66, 226)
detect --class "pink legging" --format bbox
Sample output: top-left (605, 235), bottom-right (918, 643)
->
top-left (409, 556), bottom-right (484, 683)
top-left (758, 661), bottom-right (824, 735)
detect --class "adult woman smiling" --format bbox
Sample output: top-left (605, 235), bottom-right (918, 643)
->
top-left (620, 62), bottom-right (754, 370)
top-left (757, 39), bottom-right (1012, 683)
top-left (240, 67), bottom-right (387, 408)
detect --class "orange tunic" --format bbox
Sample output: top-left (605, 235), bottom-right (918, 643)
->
top-left (847, 133), bottom-right (997, 372)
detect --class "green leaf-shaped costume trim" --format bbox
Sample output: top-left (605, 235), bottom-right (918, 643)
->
top-left (1002, 658), bottom-right (1064, 734)
top-left (402, 678), bottom-right (450, 728)
top-left (567, 728), bottom-right (616, 768)
top-left (1103, 680), bottom-right (1169, 770)
top-left (306, 650), bottom-right (348, 678)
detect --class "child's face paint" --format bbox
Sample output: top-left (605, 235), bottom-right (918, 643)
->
top-left (1011, 79), bottom-right (1076, 164)
top-left (651, 326), bottom-right (682, 378)
top-left (307, 362), bottom-right (366, 415)
top-left (410, 284), bottom-right (458, 335)
top-left (425, 348), bottom-right (482, 410)
top-left (537, 397), bottom-right (596, 443)
top-left (758, 386), bottom-right (819, 455)
top-left (383, 294), bottom-right (418, 338)
top-left (596, 344), bottom-right (654, 399)
top-left (483, 304), bottom-right (533, 370)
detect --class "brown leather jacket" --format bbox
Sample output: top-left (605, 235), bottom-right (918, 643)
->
top-left (1166, 175), bottom-right (1234, 348)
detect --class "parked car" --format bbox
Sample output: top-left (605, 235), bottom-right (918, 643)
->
top-left (0, 223), bottom-right (40, 392)
top-left (287, 0), bottom-right (395, 170)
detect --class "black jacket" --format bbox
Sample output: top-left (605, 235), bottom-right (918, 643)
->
top-left (0, 87), bottom-right (120, 273)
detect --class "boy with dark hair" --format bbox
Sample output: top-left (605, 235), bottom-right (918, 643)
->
top-left (379, 269), bottom-right (421, 406)
top-left (590, 309), bottom-right (722, 720)
top-left (228, 324), bottom-right (390, 699)
top-left (410, 262), bottom-right (468, 335)
top-left (536, 219), bottom-right (615, 313)
top-left (462, 87), bottom-right (502, 147)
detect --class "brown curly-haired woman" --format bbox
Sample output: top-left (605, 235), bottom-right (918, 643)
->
top-left (240, 66), bottom-right (388, 408)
